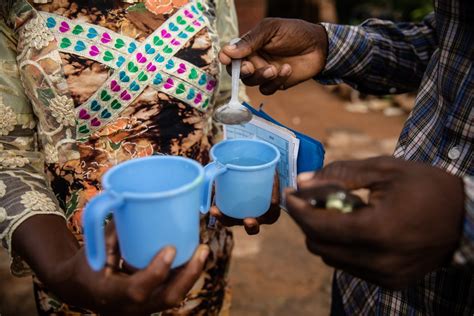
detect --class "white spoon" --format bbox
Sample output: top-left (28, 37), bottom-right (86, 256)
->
top-left (214, 39), bottom-right (252, 125)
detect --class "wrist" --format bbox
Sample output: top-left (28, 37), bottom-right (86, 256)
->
top-left (48, 248), bottom-right (102, 310)
top-left (314, 23), bottom-right (329, 73)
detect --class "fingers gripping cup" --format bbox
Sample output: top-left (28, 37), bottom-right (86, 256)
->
top-left (208, 139), bottom-right (280, 219)
top-left (83, 156), bottom-right (226, 271)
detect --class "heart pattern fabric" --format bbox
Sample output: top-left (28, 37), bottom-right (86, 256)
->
top-left (45, 13), bottom-right (215, 94)
top-left (44, 2), bottom-right (212, 137)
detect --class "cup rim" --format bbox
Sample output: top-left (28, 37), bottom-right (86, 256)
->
top-left (102, 156), bottom-right (204, 200)
top-left (210, 139), bottom-right (281, 171)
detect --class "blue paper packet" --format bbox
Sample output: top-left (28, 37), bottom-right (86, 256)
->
top-left (242, 102), bottom-right (325, 174)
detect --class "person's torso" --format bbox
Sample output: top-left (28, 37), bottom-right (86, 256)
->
top-left (395, 0), bottom-right (473, 177)
top-left (8, 0), bottom-right (223, 239)
top-left (5, 1), bottom-right (235, 314)
top-left (340, 1), bottom-right (474, 315)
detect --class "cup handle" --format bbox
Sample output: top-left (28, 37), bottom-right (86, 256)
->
top-left (82, 192), bottom-right (124, 271)
top-left (200, 162), bottom-right (228, 214)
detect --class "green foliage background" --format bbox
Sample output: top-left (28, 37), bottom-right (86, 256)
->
top-left (336, 0), bottom-right (434, 24)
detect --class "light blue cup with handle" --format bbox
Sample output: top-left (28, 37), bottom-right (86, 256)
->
top-left (83, 139), bottom-right (279, 271)
top-left (209, 139), bottom-right (280, 219)
top-left (83, 156), bottom-right (223, 271)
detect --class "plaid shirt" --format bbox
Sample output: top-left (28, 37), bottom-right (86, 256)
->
top-left (318, 0), bottom-right (474, 314)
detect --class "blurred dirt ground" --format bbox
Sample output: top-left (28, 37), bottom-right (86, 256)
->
top-left (0, 1), bottom-right (407, 315)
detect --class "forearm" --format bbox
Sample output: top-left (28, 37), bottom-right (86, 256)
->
top-left (11, 214), bottom-right (80, 285)
top-left (317, 14), bottom-right (437, 94)
top-left (12, 215), bottom-right (109, 311)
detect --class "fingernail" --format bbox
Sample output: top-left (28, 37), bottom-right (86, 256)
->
top-left (199, 246), bottom-right (210, 262)
top-left (241, 64), bottom-right (250, 75)
top-left (227, 44), bottom-right (237, 50)
top-left (281, 64), bottom-right (292, 76)
top-left (163, 247), bottom-right (176, 264)
top-left (298, 172), bottom-right (314, 183)
top-left (263, 67), bottom-right (275, 79)
top-left (244, 218), bottom-right (258, 228)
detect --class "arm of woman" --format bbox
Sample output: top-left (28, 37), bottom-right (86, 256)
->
top-left (0, 17), bottom-right (69, 277)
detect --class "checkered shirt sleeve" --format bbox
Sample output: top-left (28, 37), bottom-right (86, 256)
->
top-left (317, 14), bottom-right (437, 95)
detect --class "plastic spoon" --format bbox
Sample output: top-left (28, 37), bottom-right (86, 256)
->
top-left (214, 39), bottom-right (252, 125)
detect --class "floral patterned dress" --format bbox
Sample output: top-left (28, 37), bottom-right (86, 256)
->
top-left (0, 0), bottom-right (240, 314)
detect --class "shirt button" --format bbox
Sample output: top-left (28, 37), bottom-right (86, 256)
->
top-left (448, 146), bottom-right (461, 160)
top-left (0, 207), bottom-right (6, 223)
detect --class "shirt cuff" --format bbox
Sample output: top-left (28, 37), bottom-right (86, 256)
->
top-left (453, 176), bottom-right (474, 269)
top-left (315, 23), bottom-right (368, 86)
top-left (0, 166), bottom-right (67, 277)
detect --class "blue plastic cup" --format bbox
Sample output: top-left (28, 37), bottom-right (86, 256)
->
top-left (210, 139), bottom-right (280, 219)
top-left (83, 156), bottom-right (226, 271)
top-left (83, 139), bottom-right (280, 271)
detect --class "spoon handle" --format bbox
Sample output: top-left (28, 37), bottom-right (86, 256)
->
top-left (230, 38), bottom-right (241, 105)
top-left (231, 59), bottom-right (241, 104)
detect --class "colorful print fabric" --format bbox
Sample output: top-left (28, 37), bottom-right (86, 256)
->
top-left (42, 10), bottom-right (217, 138)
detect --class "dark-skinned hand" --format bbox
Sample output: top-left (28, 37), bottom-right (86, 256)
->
top-left (218, 18), bottom-right (328, 95)
top-left (285, 156), bottom-right (465, 290)
top-left (211, 173), bottom-right (281, 235)
top-left (13, 217), bottom-right (209, 315)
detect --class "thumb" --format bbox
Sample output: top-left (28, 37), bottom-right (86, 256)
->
top-left (222, 20), bottom-right (276, 60)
